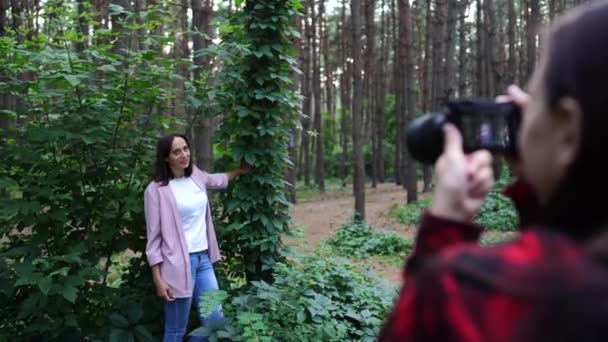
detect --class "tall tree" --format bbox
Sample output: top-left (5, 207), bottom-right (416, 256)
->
top-left (110, 0), bottom-right (130, 54)
top-left (364, 0), bottom-right (377, 187)
top-left (0, 0), bottom-right (9, 133)
top-left (298, 2), bottom-right (312, 185)
top-left (322, 2), bottom-right (334, 129)
top-left (507, 0), bottom-right (517, 85)
top-left (525, 0), bottom-right (540, 80)
top-left (75, 0), bottom-right (88, 52)
top-left (375, 0), bottom-right (388, 183)
top-left (339, 0), bottom-right (351, 187)
top-left (458, 0), bottom-right (469, 97)
top-left (191, 0), bottom-right (215, 171)
top-left (313, 0), bottom-right (325, 191)
top-left (172, 0), bottom-right (189, 118)
top-left (444, 0), bottom-right (458, 99)
top-left (398, 0), bottom-right (417, 203)
top-left (392, 0), bottom-right (402, 185)
top-left (351, 0), bottom-right (366, 219)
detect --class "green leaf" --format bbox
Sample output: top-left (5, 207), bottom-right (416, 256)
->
top-left (62, 286), bottom-right (78, 303)
top-left (133, 325), bottom-right (155, 342)
top-left (297, 310), bottom-right (306, 322)
top-left (64, 75), bottom-right (81, 87)
top-left (110, 313), bottom-right (130, 329)
top-left (109, 328), bottom-right (132, 342)
top-left (38, 277), bottom-right (52, 295)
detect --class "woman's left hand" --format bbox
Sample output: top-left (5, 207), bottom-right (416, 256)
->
top-left (239, 161), bottom-right (253, 175)
top-left (430, 124), bottom-right (495, 222)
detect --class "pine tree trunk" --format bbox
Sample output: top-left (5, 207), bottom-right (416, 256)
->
top-left (351, 0), bottom-right (366, 220)
top-left (400, 0), bottom-right (418, 203)
top-left (458, 0), bottom-right (469, 97)
top-left (525, 0), bottom-right (540, 80)
top-left (110, 0), bottom-right (130, 54)
top-left (339, 3), bottom-right (351, 187)
top-left (431, 0), bottom-right (446, 106)
top-left (444, 0), bottom-right (457, 99)
top-left (365, 0), bottom-right (377, 188)
top-left (322, 5), bottom-right (333, 141)
top-left (172, 0), bottom-right (189, 118)
top-left (75, 0), bottom-right (88, 52)
top-left (135, 0), bottom-right (147, 50)
top-left (507, 0), bottom-right (516, 84)
top-left (191, 0), bottom-right (214, 171)
top-left (313, 0), bottom-right (325, 191)
top-left (0, 0), bottom-right (9, 133)
top-left (475, 0), bottom-right (484, 96)
top-left (391, 0), bottom-right (402, 185)
top-left (375, 0), bottom-right (388, 183)
top-left (299, 3), bottom-right (312, 185)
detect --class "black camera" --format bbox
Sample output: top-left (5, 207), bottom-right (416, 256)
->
top-left (406, 99), bottom-right (521, 164)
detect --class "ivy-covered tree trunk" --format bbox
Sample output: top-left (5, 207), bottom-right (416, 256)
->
top-left (216, 0), bottom-right (300, 283)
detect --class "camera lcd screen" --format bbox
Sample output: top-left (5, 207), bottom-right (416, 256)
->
top-left (460, 113), bottom-right (511, 152)
top-left (447, 100), bottom-right (519, 154)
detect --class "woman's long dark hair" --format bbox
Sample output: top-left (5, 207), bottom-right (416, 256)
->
top-left (152, 134), bottom-right (193, 186)
top-left (536, 1), bottom-right (608, 242)
top-left (515, 2), bottom-right (608, 340)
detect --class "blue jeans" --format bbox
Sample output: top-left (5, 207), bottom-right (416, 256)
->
top-left (163, 251), bottom-right (223, 342)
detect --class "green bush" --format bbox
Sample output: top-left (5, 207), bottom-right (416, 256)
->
top-left (473, 188), bottom-right (518, 231)
top-left (389, 168), bottom-right (518, 231)
top-left (0, 4), bottom-right (180, 339)
top-left (193, 255), bottom-right (397, 341)
top-left (388, 198), bottom-right (432, 225)
top-left (325, 220), bottom-right (412, 259)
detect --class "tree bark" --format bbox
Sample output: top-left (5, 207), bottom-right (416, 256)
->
top-left (351, 0), bottom-right (366, 220)
top-left (365, 0), bottom-right (377, 188)
top-left (444, 0), bottom-right (458, 100)
top-left (75, 0), bottom-right (88, 52)
top-left (191, 0), bottom-right (215, 171)
top-left (458, 0), bottom-right (469, 97)
top-left (375, 0), bottom-right (388, 183)
top-left (391, 0), bottom-right (401, 185)
top-left (399, 0), bottom-right (418, 203)
top-left (313, 0), bottom-right (325, 191)
top-left (525, 0), bottom-right (540, 81)
top-left (475, 0), bottom-right (483, 96)
top-left (507, 0), bottom-right (516, 85)
top-left (0, 0), bottom-right (9, 133)
top-left (172, 0), bottom-right (189, 118)
top-left (110, 0), bottom-right (130, 54)
top-left (339, 2), bottom-right (351, 187)
top-left (298, 2), bottom-right (312, 185)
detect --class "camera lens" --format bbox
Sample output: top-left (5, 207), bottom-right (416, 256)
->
top-left (406, 113), bottom-right (448, 164)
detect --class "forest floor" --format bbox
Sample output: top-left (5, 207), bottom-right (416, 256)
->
top-left (287, 182), bottom-right (418, 287)
top-left (287, 181), bottom-right (516, 288)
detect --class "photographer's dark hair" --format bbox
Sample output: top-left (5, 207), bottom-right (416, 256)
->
top-left (538, 1), bottom-right (608, 242)
top-left (153, 134), bottom-right (193, 186)
top-left (515, 2), bottom-right (608, 341)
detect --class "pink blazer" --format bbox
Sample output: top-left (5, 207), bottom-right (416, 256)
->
top-left (144, 167), bottom-right (228, 298)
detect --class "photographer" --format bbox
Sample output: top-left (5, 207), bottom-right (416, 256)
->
top-left (380, 2), bottom-right (608, 341)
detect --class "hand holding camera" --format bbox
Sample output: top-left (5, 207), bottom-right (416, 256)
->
top-left (408, 86), bottom-right (528, 222)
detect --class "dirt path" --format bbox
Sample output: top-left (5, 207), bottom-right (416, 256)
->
top-left (289, 183), bottom-right (417, 286)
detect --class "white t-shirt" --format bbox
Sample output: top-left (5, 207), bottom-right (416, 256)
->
top-left (169, 177), bottom-right (208, 253)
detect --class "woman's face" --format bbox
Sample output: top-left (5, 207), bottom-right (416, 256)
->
top-left (166, 137), bottom-right (191, 172)
top-left (518, 58), bottom-right (581, 205)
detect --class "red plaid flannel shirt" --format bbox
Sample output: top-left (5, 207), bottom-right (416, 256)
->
top-left (378, 182), bottom-right (599, 341)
